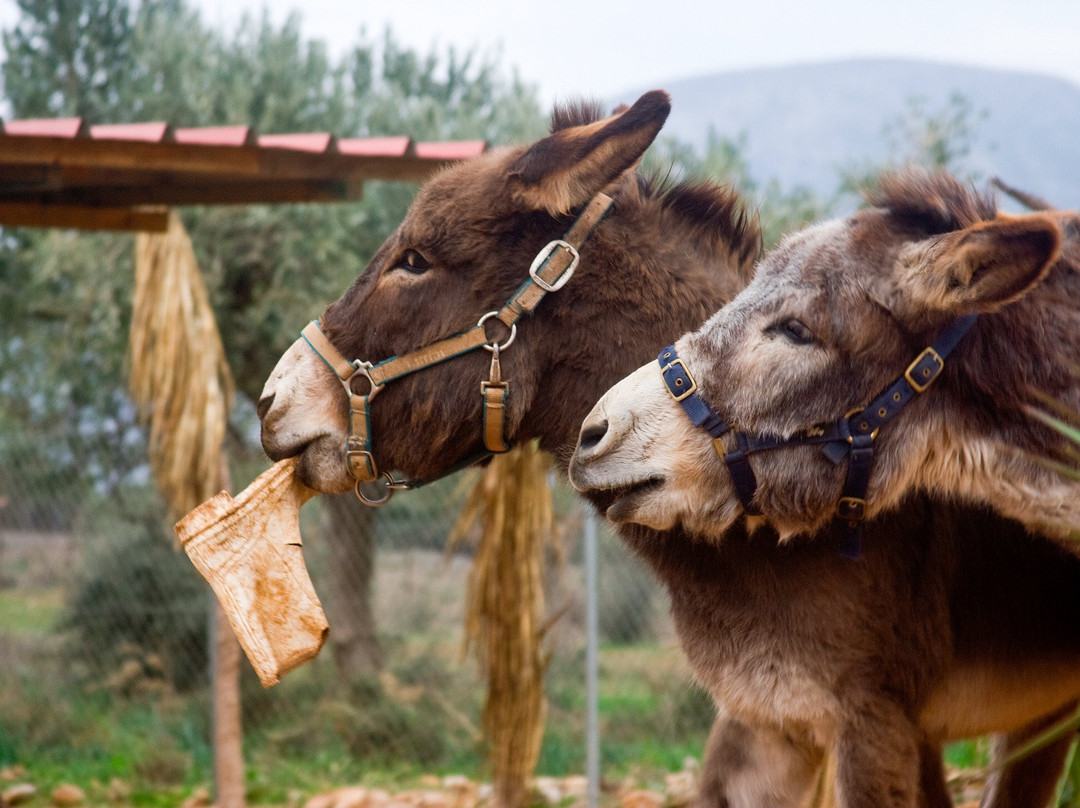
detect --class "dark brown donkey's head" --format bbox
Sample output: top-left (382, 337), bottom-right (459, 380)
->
top-left (571, 170), bottom-right (1080, 540)
top-left (258, 91), bottom-right (757, 495)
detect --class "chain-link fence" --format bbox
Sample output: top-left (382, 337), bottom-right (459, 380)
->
top-left (0, 388), bottom-right (715, 803)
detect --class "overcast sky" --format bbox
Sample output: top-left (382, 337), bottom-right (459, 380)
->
top-left (193, 0), bottom-right (1080, 104)
top-left (1, 0), bottom-right (1077, 105)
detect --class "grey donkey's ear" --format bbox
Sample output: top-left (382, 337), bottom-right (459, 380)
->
top-left (508, 90), bottom-right (670, 215)
top-left (896, 213), bottom-right (1062, 316)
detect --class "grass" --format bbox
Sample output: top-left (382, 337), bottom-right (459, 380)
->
top-left (0, 626), bottom-right (713, 804)
top-left (943, 738), bottom-right (990, 770)
top-left (0, 588), bottom-right (62, 636)
top-left (1, 528), bottom-right (1061, 806)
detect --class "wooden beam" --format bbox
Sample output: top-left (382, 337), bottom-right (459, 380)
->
top-left (0, 135), bottom-right (263, 176)
top-left (0, 178), bottom-right (360, 207)
top-left (256, 151), bottom-right (456, 183)
top-left (0, 135), bottom-right (460, 185)
top-left (0, 202), bottom-right (169, 232)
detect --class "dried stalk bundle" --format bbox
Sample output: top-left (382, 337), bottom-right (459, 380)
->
top-left (129, 212), bottom-right (234, 515)
top-left (450, 443), bottom-right (554, 808)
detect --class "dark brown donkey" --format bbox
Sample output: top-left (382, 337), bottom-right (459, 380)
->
top-left (259, 94), bottom-right (1080, 807)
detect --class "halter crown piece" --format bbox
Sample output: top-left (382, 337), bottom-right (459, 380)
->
top-left (658, 312), bottom-right (979, 558)
top-left (301, 192), bottom-right (615, 506)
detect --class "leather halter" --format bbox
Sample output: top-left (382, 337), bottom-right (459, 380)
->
top-left (301, 192), bottom-right (615, 506)
top-left (658, 313), bottom-right (978, 557)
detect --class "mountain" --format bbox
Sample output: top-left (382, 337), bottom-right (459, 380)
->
top-left (623, 58), bottom-right (1080, 210)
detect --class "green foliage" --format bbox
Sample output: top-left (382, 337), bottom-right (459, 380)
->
top-left (597, 526), bottom-right (657, 644)
top-left (887, 92), bottom-right (987, 170)
top-left (643, 129), bottom-right (756, 192)
top-left (1, 0), bottom-right (134, 119)
top-left (1056, 740), bottom-right (1080, 807)
top-left (643, 92), bottom-right (987, 248)
top-left (237, 649), bottom-right (486, 780)
top-left (540, 645), bottom-right (714, 778)
top-left (643, 128), bottom-right (830, 248)
top-left (60, 489), bottom-right (209, 691)
top-left (0, 228), bottom-right (147, 528)
top-left (0, 0), bottom-right (547, 515)
top-left (839, 92), bottom-right (989, 201)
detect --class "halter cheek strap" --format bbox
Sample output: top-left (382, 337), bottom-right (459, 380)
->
top-left (658, 312), bottom-right (978, 558)
top-left (301, 192), bottom-right (615, 505)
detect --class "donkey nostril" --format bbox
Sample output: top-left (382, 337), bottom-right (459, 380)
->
top-left (257, 393), bottom-right (275, 421)
top-left (578, 419), bottom-right (609, 452)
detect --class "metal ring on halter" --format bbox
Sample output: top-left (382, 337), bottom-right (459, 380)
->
top-left (477, 311), bottom-right (517, 352)
top-left (346, 360), bottom-right (383, 400)
top-left (354, 473), bottom-right (396, 507)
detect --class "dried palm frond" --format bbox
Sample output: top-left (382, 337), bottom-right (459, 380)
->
top-left (450, 443), bottom-right (554, 808)
top-left (129, 212), bottom-right (234, 516)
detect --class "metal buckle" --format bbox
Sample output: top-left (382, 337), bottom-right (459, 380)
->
top-left (711, 437), bottom-right (727, 459)
top-left (529, 239), bottom-right (580, 292)
top-left (663, 358), bottom-right (698, 402)
top-left (346, 444), bottom-right (379, 479)
top-left (836, 496), bottom-right (866, 521)
top-left (904, 347), bottom-right (943, 393)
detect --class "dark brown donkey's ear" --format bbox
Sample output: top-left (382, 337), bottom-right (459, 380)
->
top-left (508, 90), bottom-right (671, 215)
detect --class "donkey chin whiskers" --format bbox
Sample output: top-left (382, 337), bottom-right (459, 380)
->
top-left (601, 476), bottom-right (666, 518)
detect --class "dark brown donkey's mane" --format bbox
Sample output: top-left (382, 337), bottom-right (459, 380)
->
top-left (551, 97), bottom-right (761, 282)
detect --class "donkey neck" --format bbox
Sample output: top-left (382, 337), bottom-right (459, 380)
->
top-left (522, 181), bottom-right (757, 467)
top-left (946, 246), bottom-right (1080, 445)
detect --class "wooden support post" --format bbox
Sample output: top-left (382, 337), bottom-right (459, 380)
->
top-left (210, 458), bottom-right (245, 808)
top-left (211, 602), bottom-right (245, 808)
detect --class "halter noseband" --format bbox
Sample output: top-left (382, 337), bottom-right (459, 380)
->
top-left (658, 312), bottom-right (978, 557)
top-left (301, 192), bottom-right (614, 506)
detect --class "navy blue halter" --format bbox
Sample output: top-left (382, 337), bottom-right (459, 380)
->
top-left (658, 313), bottom-right (978, 558)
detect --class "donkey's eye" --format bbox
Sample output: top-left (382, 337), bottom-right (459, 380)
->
top-left (394, 249), bottom-right (430, 275)
top-left (772, 318), bottom-right (815, 345)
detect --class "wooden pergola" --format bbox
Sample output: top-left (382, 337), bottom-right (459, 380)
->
top-left (2, 116), bottom-right (487, 808)
top-left (0, 116), bottom-right (485, 231)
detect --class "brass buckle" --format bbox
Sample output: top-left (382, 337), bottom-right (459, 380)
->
top-left (837, 496), bottom-right (866, 521)
top-left (346, 443), bottom-right (379, 479)
top-left (904, 347), bottom-right (943, 393)
top-left (663, 358), bottom-right (698, 402)
top-left (711, 437), bottom-right (727, 459)
top-left (529, 239), bottom-right (580, 292)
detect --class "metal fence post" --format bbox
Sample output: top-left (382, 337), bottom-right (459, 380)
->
top-left (584, 507), bottom-right (600, 808)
